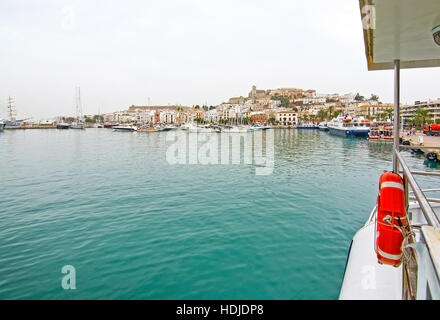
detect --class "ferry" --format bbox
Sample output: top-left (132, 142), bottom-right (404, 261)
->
top-left (0, 119), bottom-right (4, 132)
top-left (369, 123), bottom-right (393, 143)
top-left (327, 116), bottom-right (370, 137)
top-left (340, 0), bottom-right (440, 300)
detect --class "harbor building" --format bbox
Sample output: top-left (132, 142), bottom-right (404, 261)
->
top-left (401, 99), bottom-right (440, 122)
top-left (276, 110), bottom-right (298, 126)
top-left (355, 104), bottom-right (394, 118)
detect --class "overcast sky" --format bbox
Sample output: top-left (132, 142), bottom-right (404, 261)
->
top-left (0, 0), bottom-right (439, 119)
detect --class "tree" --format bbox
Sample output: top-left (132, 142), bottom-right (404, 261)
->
top-left (385, 108), bottom-right (394, 120)
top-left (328, 106), bottom-right (335, 119)
top-left (271, 94), bottom-right (291, 109)
top-left (333, 110), bottom-right (343, 118)
top-left (355, 93), bottom-right (365, 101)
top-left (370, 94), bottom-right (379, 101)
top-left (414, 108), bottom-right (432, 129)
top-left (317, 110), bottom-right (328, 122)
top-left (268, 116), bottom-right (276, 125)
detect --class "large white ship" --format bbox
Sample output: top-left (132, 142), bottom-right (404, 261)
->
top-left (327, 116), bottom-right (371, 137)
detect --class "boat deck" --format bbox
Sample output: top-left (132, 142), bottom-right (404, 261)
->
top-left (340, 203), bottom-right (440, 300)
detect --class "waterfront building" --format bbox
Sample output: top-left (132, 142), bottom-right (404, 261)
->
top-left (276, 110), bottom-right (298, 126)
top-left (354, 104), bottom-right (394, 118)
top-left (401, 99), bottom-right (440, 122)
top-left (250, 111), bottom-right (268, 124)
top-left (205, 109), bottom-right (219, 123)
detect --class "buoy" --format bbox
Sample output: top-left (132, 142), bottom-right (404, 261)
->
top-left (376, 172), bottom-right (406, 267)
top-left (425, 152), bottom-right (438, 161)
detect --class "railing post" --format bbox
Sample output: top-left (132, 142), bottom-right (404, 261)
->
top-left (393, 60), bottom-right (400, 174)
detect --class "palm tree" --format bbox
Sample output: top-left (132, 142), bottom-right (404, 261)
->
top-left (385, 108), bottom-right (394, 121)
top-left (414, 108), bottom-right (432, 129)
top-left (317, 110), bottom-right (328, 122)
top-left (328, 106), bottom-right (335, 120)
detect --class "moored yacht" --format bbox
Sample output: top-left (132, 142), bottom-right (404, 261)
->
top-left (113, 125), bottom-right (137, 132)
top-left (297, 123), bottom-right (318, 129)
top-left (56, 123), bottom-right (70, 129)
top-left (70, 122), bottom-right (85, 130)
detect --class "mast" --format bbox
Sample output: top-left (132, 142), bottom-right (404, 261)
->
top-left (75, 87), bottom-right (83, 122)
top-left (7, 96), bottom-right (16, 122)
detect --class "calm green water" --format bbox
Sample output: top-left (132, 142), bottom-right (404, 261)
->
top-left (0, 129), bottom-right (438, 300)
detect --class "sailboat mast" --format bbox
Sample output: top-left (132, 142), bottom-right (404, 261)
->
top-left (7, 96), bottom-right (16, 122)
top-left (76, 87), bottom-right (83, 121)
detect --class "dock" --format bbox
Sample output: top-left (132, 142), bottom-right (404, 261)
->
top-left (401, 132), bottom-right (440, 161)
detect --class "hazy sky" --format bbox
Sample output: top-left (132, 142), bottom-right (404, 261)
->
top-left (1, 0), bottom-right (439, 119)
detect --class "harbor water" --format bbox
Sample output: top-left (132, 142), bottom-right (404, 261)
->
top-left (0, 129), bottom-right (438, 299)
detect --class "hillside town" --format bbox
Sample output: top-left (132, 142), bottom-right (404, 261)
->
top-left (2, 86), bottom-right (439, 129)
top-left (85, 86), bottom-right (396, 127)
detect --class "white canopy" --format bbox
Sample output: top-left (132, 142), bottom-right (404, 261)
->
top-left (359, 0), bottom-right (440, 70)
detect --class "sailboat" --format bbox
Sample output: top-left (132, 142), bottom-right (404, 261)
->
top-left (70, 87), bottom-right (85, 129)
top-left (5, 97), bottom-right (21, 127)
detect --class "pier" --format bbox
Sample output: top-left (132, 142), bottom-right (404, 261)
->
top-left (401, 132), bottom-right (440, 160)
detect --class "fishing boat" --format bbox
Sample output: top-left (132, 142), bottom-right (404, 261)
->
top-left (113, 125), bottom-right (136, 132)
top-left (0, 119), bottom-right (4, 132)
top-left (327, 116), bottom-right (370, 137)
top-left (369, 123), bottom-right (394, 143)
top-left (340, 0), bottom-right (440, 300)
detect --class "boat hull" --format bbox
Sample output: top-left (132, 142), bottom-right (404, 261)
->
top-left (113, 126), bottom-right (136, 132)
top-left (56, 124), bottom-right (70, 129)
top-left (70, 123), bottom-right (85, 129)
top-left (328, 127), bottom-right (369, 137)
top-left (0, 123), bottom-right (4, 132)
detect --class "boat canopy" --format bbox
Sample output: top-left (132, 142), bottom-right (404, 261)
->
top-left (359, 0), bottom-right (440, 70)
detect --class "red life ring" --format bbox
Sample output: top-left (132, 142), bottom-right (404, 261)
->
top-left (375, 172), bottom-right (406, 267)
